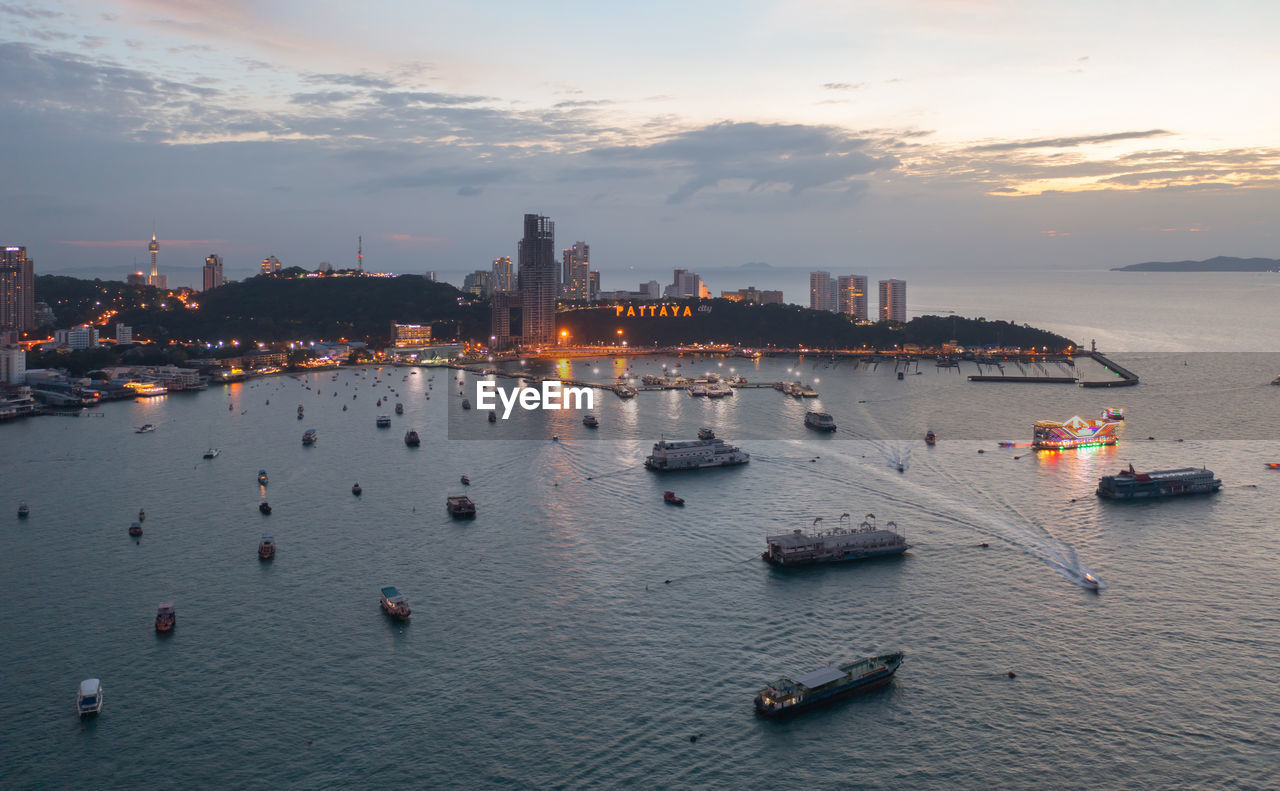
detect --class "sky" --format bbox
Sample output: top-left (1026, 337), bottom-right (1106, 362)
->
top-left (2, 0), bottom-right (1279, 292)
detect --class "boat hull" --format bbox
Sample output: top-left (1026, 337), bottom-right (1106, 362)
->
top-left (644, 457), bottom-right (748, 471)
top-left (1096, 482), bottom-right (1221, 499)
top-left (762, 544), bottom-right (909, 567)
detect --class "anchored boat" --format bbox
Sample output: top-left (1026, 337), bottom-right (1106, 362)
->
top-left (762, 515), bottom-right (908, 566)
top-left (77, 679), bottom-right (103, 716)
top-left (379, 586), bottom-right (411, 620)
top-left (1032, 416), bottom-right (1120, 450)
top-left (804, 411), bottom-right (837, 432)
top-left (644, 436), bottom-right (749, 471)
top-left (1096, 464), bottom-right (1221, 499)
top-left (754, 652), bottom-right (904, 717)
top-left (447, 495), bottom-right (476, 518)
top-left (155, 602), bottom-right (175, 632)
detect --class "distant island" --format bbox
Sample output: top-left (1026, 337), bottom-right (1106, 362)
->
top-left (1112, 256), bottom-right (1280, 272)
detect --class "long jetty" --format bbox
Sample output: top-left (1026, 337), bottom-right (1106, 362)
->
top-left (967, 351), bottom-right (1138, 387)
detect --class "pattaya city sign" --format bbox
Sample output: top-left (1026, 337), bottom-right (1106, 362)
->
top-left (613, 303), bottom-right (700, 318)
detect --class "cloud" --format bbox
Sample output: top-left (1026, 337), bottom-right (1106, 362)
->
top-left (821, 82), bottom-right (863, 91)
top-left (303, 71), bottom-right (396, 89)
top-left (967, 129), bottom-right (1172, 152)
top-left (553, 99), bottom-right (615, 108)
top-left (0, 2), bottom-right (61, 19)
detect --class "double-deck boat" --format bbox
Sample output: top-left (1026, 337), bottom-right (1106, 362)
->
top-left (804, 412), bottom-right (837, 432)
top-left (77, 679), bottom-right (103, 716)
top-left (379, 586), bottom-right (411, 620)
top-left (155, 602), bottom-right (175, 632)
top-left (376, 415), bottom-right (391, 427)
top-left (644, 436), bottom-right (749, 471)
top-left (763, 515), bottom-right (909, 566)
top-left (17, 501), bottom-right (29, 518)
top-left (688, 384), bottom-right (709, 397)
top-left (754, 652), bottom-right (904, 718)
top-left (1096, 464), bottom-right (1222, 499)
top-left (258, 534), bottom-right (275, 560)
top-left (258, 469), bottom-right (268, 485)
top-left (128, 521), bottom-right (143, 537)
top-left (447, 495), bottom-right (476, 517)
top-left (1032, 416), bottom-right (1120, 450)
top-left (301, 428), bottom-right (318, 445)
top-left (583, 414), bottom-right (599, 428)
top-left (404, 430), bottom-right (420, 446)
top-left (615, 385), bottom-right (638, 399)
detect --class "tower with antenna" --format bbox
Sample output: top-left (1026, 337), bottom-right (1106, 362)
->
top-left (357, 235), bottom-right (363, 273)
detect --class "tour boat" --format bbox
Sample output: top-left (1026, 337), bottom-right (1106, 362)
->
top-left (405, 430), bottom-right (420, 447)
top-left (583, 414), bottom-right (599, 428)
top-left (754, 652), bottom-right (903, 718)
top-left (804, 412), bottom-right (837, 432)
top-left (155, 602), bottom-right (175, 632)
top-left (352, 483), bottom-right (362, 496)
top-left (460, 475), bottom-right (470, 486)
top-left (615, 385), bottom-right (637, 399)
top-left (925, 430), bottom-right (937, 445)
top-left (302, 428), bottom-right (317, 445)
top-left (1096, 464), bottom-right (1222, 499)
top-left (258, 469), bottom-right (268, 485)
top-left (136, 424), bottom-right (156, 434)
top-left (379, 586), bottom-right (411, 620)
top-left (259, 501), bottom-right (272, 515)
top-left (203, 448), bottom-right (220, 459)
top-left (645, 436), bottom-right (749, 471)
top-left (447, 495), bottom-right (477, 518)
top-left (258, 534), bottom-right (275, 560)
top-left (663, 491), bottom-right (685, 506)
top-left (1032, 416), bottom-right (1120, 450)
top-left (77, 679), bottom-right (103, 716)
top-left (128, 521), bottom-right (143, 537)
top-left (376, 415), bottom-right (391, 427)
top-left (17, 501), bottom-right (29, 518)
top-left (1101, 407), bottom-right (1125, 421)
top-left (762, 515), bottom-right (909, 566)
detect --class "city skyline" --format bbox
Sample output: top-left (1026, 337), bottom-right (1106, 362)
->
top-left (3, 2), bottom-right (1278, 289)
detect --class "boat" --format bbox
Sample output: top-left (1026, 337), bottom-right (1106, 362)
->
top-left (395, 403), bottom-right (404, 415)
top-left (762, 515), bottom-right (909, 566)
top-left (753, 652), bottom-right (904, 718)
top-left (302, 428), bottom-right (317, 445)
top-left (155, 602), bottom-right (175, 632)
top-left (488, 410), bottom-right (497, 423)
top-left (663, 491), bottom-right (684, 506)
top-left (77, 679), bottom-right (103, 716)
top-left (1032, 416), bottom-right (1120, 450)
top-left (258, 469), bottom-right (268, 485)
top-left (1101, 407), bottom-right (1125, 421)
top-left (17, 501), bottom-right (29, 518)
top-left (128, 521), bottom-right (143, 537)
top-left (998, 441), bottom-right (1017, 447)
top-left (897, 462), bottom-right (905, 473)
top-left (1096, 464), bottom-right (1222, 499)
top-left (137, 508), bottom-right (145, 522)
top-left (460, 475), bottom-right (470, 486)
top-left (689, 384), bottom-right (709, 397)
top-left (258, 534), bottom-right (275, 560)
top-left (925, 430), bottom-right (936, 445)
top-left (804, 412), bottom-right (837, 432)
top-left (379, 586), bottom-right (411, 619)
top-left (615, 385), bottom-right (638, 399)
top-left (1271, 374), bottom-right (1280, 385)
top-left (645, 437), bottom-right (750, 471)
top-left (376, 415), bottom-right (391, 427)
top-left (1081, 573), bottom-right (1100, 590)
top-left (447, 495), bottom-right (477, 517)
top-left (1267, 463), bottom-right (1280, 470)
top-left (259, 501), bottom-right (272, 515)
top-left (583, 414), bottom-right (599, 428)
top-left (405, 430), bottom-right (420, 447)
top-left (462, 398), bottom-right (471, 410)
top-left (136, 424), bottom-right (156, 434)
top-left (352, 482), bottom-right (362, 496)
top-left (697, 427), bottom-right (716, 440)
top-left (203, 448), bottom-right (220, 459)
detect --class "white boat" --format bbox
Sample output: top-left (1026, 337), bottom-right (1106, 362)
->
top-left (77, 678), bottom-right (103, 716)
top-left (136, 424), bottom-right (156, 434)
top-left (645, 437), bottom-right (749, 471)
top-left (1081, 572), bottom-right (1100, 590)
top-left (203, 448), bottom-right (220, 459)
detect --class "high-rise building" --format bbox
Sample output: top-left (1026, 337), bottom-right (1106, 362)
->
top-left (261, 256), bottom-right (282, 275)
top-left (879, 279), bottom-right (907, 323)
top-left (463, 270), bottom-right (494, 297)
top-left (836, 275), bottom-right (868, 320)
top-left (424, 271), bottom-right (436, 282)
top-left (517, 213), bottom-right (556, 346)
top-left (202, 253), bottom-right (224, 292)
top-left (116, 324), bottom-right (133, 344)
top-left (0, 341), bottom-right (25, 384)
top-left (588, 269), bottom-right (600, 301)
top-left (664, 269), bottom-right (708, 298)
top-left (491, 257), bottom-right (514, 293)
top-left (641, 281), bottom-right (661, 300)
top-left (127, 271), bottom-right (146, 287)
top-left (561, 242), bottom-right (590, 300)
top-left (809, 271), bottom-right (837, 312)
top-left (0, 245), bottom-right (35, 332)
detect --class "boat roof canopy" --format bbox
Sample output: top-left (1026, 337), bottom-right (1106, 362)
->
top-left (79, 679), bottom-right (100, 695)
top-left (794, 666), bottom-right (844, 689)
top-left (381, 586), bottom-right (400, 597)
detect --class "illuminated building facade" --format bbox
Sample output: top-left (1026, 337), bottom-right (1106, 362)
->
top-left (878, 278), bottom-right (906, 323)
top-left (261, 255), bottom-right (282, 275)
top-left (836, 275), bottom-right (868, 320)
top-left (562, 242), bottom-right (590, 300)
top-left (392, 324), bottom-right (433, 347)
top-left (203, 254), bottom-right (224, 291)
top-left (147, 232), bottom-right (168, 290)
top-left (0, 245), bottom-right (35, 332)
top-left (517, 213), bottom-right (556, 346)
top-left (809, 271), bottom-right (835, 312)
top-left (491, 257), bottom-right (514, 293)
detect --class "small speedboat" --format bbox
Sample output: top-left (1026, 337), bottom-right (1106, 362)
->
top-left (897, 462), bottom-right (905, 473)
top-left (1081, 573), bottom-right (1100, 591)
top-left (663, 491), bottom-right (685, 506)
top-left (462, 398), bottom-right (472, 410)
top-left (128, 521), bottom-right (143, 537)
top-left (17, 501), bottom-right (29, 518)
top-left (380, 586), bottom-right (411, 619)
top-left (259, 502), bottom-right (272, 515)
top-left (77, 679), bottom-right (103, 716)
top-left (203, 448), bottom-right (220, 459)
top-left (697, 427), bottom-right (716, 440)
top-left (155, 602), bottom-right (176, 632)
top-left (258, 470), bottom-right (268, 485)
top-left (258, 534), bottom-right (275, 560)
top-left (136, 424), bottom-right (156, 434)
top-left (352, 483), bottom-right (362, 496)
top-left (1267, 463), bottom-right (1280, 470)
top-left (460, 475), bottom-right (470, 486)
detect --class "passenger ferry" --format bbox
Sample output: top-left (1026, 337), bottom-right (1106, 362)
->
top-left (644, 437), bottom-right (749, 471)
top-left (1032, 416), bottom-right (1120, 450)
top-left (379, 586), bottom-right (411, 620)
top-left (301, 428), bottom-right (318, 445)
top-left (762, 515), bottom-right (908, 566)
top-left (804, 411), bottom-right (837, 432)
top-left (754, 652), bottom-right (904, 718)
top-left (1096, 464), bottom-right (1221, 499)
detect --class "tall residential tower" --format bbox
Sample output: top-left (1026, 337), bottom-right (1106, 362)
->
top-left (0, 245), bottom-right (35, 332)
top-left (517, 213), bottom-right (556, 346)
top-left (878, 279), bottom-right (907, 323)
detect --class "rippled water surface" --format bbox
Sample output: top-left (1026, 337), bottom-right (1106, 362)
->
top-left (4, 356), bottom-right (1279, 790)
